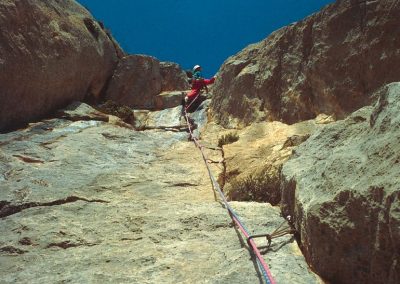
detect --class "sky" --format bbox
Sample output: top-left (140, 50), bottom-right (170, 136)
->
top-left (77, 0), bottom-right (334, 77)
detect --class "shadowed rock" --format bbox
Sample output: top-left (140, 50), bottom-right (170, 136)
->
top-left (0, 0), bottom-right (120, 131)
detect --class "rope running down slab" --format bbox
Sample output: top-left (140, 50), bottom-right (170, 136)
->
top-left (183, 106), bottom-right (276, 284)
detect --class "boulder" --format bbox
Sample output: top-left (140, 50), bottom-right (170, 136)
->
top-left (160, 62), bottom-right (190, 91)
top-left (104, 55), bottom-right (162, 109)
top-left (280, 82), bottom-right (400, 284)
top-left (211, 0), bottom-right (400, 127)
top-left (105, 57), bottom-right (189, 109)
top-left (0, 0), bottom-right (120, 131)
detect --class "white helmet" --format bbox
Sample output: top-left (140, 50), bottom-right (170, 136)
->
top-left (193, 65), bottom-right (201, 72)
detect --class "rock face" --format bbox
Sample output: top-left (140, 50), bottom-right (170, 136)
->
top-left (0, 0), bottom-right (120, 131)
top-left (0, 106), bottom-right (320, 283)
top-left (105, 56), bottom-right (189, 109)
top-left (211, 0), bottom-right (400, 127)
top-left (280, 83), bottom-right (400, 284)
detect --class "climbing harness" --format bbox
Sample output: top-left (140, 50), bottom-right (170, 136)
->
top-left (184, 76), bottom-right (211, 113)
top-left (184, 90), bottom-right (203, 112)
top-left (183, 108), bottom-right (278, 284)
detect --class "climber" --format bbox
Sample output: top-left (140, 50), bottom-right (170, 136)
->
top-left (184, 65), bottom-right (215, 112)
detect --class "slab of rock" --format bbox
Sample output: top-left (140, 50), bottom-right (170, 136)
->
top-left (143, 105), bottom-right (184, 130)
top-left (0, 0), bottom-right (120, 131)
top-left (0, 114), bottom-right (321, 283)
top-left (280, 82), bottom-right (400, 284)
top-left (134, 99), bottom-right (211, 134)
top-left (211, 0), bottom-right (400, 127)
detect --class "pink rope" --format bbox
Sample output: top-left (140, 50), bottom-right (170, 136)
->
top-left (184, 109), bottom-right (276, 284)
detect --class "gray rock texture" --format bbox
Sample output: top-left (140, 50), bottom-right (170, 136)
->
top-left (0, 0), bottom-right (120, 131)
top-left (281, 82), bottom-right (400, 284)
top-left (210, 0), bottom-right (400, 127)
top-left (105, 56), bottom-right (189, 109)
top-left (0, 105), bottom-right (321, 283)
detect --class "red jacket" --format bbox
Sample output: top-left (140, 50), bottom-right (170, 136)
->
top-left (187, 77), bottom-right (215, 98)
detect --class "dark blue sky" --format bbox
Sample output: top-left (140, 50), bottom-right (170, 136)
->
top-left (77, 0), bottom-right (334, 77)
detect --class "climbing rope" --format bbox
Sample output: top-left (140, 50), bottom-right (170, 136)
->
top-left (183, 106), bottom-right (276, 284)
